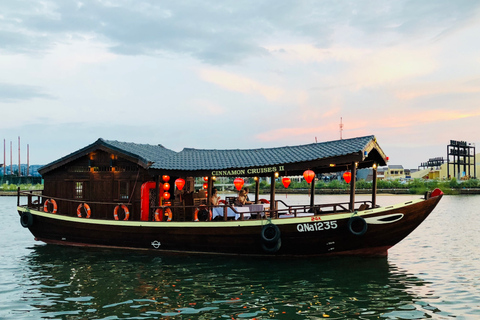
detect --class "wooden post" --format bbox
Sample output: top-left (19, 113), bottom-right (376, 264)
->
top-left (255, 178), bottom-right (260, 204)
top-left (207, 176), bottom-right (213, 207)
top-left (309, 176), bottom-right (315, 211)
top-left (349, 162), bottom-right (357, 212)
top-left (154, 175), bottom-right (160, 221)
top-left (269, 173), bottom-right (276, 218)
top-left (372, 165), bottom-right (378, 208)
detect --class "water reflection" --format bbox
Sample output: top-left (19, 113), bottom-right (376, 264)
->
top-left (12, 244), bottom-right (454, 319)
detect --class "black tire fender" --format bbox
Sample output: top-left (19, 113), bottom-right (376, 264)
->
top-left (348, 216), bottom-right (368, 236)
top-left (20, 211), bottom-right (33, 228)
top-left (261, 238), bottom-right (282, 253)
top-left (261, 224), bottom-right (281, 243)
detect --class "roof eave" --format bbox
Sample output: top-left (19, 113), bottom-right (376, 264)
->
top-left (38, 138), bottom-right (150, 175)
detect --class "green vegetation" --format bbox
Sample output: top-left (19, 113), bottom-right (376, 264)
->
top-left (255, 178), bottom-right (480, 195)
top-left (0, 184), bottom-right (44, 192)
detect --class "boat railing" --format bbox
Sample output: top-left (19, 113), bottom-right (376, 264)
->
top-left (18, 189), bottom-right (374, 222)
top-left (18, 189), bottom-right (133, 220)
top-left (274, 199), bottom-right (374, 216)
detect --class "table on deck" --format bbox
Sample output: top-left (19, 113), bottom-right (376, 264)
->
top-left (212, 204), bottom-right (264, 220)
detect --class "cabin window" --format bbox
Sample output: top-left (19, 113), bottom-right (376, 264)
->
top-left (119, 181), bottom-right (129, 200)
top-left (75, 182), bottom-right (84, 199)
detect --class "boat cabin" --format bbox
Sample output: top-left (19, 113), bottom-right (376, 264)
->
top-left (36, 136), bottom-right (387, 222)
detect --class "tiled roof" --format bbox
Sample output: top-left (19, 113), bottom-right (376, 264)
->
top-left (40, 135), bottom-right (383, 175)
top-left (152, 135), bottom-right (376, 170)
top-left (102, 139), bottom-right (177, 164)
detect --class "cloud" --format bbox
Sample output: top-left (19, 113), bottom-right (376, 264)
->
top-left (1, 0), bottom-right (479, 65)
top-left (198, 68), bottom-right (283, 100)
top-left (0, 83), bottom-right (55, 103)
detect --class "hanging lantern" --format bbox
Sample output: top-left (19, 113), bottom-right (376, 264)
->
top-left (163, 183), bottom-right (170, 191)
top-left (233, 178), bottom-right (244, 191)
top-left (162, 175), bottom-right (170, 182)
top-left (175, 178), bottom-right (185, 190)
top-left (203, 176), bottom-right (208, 182)
top-left (303, 170), bottom-right (315, 184)
top-left (163, 192), bottom-right (171, 200)
top-left (343, 171), bottom-right (352, 184)
top-left (282, 177), bottom-right (291, 188)
top-left (203, 183), bottom-right (208, 189)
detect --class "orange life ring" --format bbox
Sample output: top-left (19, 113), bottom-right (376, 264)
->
top-left (154, 208), bottom-right (173, 221)
top-left (77, 203), bottom-right (91, 218)
top-left (114, 204), bottom-right (130, 221)
top-left (194, 205), bottom-right (212, 221)
top-left (43, 199), bottom-right (58, 214)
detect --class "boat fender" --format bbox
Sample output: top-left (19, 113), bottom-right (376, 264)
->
top-left (43, 199), bottom-right (58, 214)
top-left (77, 203), bottom-right (92, 219)
top-left (194, 206), bottom-right (212, 221)
top-left (261, 238), bottom-right (282, 253)
top-left (261, 224), bottom-right (281, 243)
top-left (348, 216), bottom-right (368, 236)
top-left (155, 208), bottom-right (173, 221)
top-left (114, 205), bottom-right (130, 221)
top-left (20, 211), bottom-right (33, 228)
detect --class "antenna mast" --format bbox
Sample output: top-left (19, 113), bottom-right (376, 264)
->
top-left (340, 117), bottom-right (344, 140)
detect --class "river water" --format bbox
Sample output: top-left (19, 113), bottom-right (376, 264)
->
top-left (1, 194), bottom-right (479, 319)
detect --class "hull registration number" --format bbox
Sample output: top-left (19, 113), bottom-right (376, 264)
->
top-left (297, 221), bottom-right (338, 232)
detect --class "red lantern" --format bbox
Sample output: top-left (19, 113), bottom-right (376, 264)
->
top-left (162, 175), bottom-right (170, 182)
top-left (233, 178), bottom-right (244, 191)
top-left (175, 178), bottom-right (185, 190)
top-left (203, 183), bottom-right (208, 189)
top-left (163, 183), bottom-right (170, 191)
top-left (343, 171), bottom-right (352, 184)
top-left (303, 170), bottom-right (315, 184)
top-left (163, 192), bottom-right (171, 200)
top-left (203, 176), bottom-right (208, 182)
top-left (282, 177), bottom-right (291, 188)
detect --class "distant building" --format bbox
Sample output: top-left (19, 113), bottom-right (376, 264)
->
top-left (412, 153), bottom-right (480, 180)
top-left (384, 165), bottom-right (405, 180)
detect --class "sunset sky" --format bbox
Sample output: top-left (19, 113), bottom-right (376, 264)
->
top-left (1, 0), bottom-right (479, 169)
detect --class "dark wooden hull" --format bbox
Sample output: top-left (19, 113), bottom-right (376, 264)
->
top-left (17, 195), bottom-right (442, 257)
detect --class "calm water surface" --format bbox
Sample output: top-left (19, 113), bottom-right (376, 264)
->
top-left (1, 194), bottom-right (479, 319)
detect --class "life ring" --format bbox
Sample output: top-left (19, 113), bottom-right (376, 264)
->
top-left (114, 204), bottom-right (130, 221)
top-left (348, 216), bottom-right (368, 236)
top-left (20, 211), bottom-right (33, 228)
top-left (259, 199), bottom-right (270, 204)
top-left (77, 203), bottom-right (91, 218)
top-left (219, 199), bottom-right (226, 204)
top-left (194, 205), bottom-right (212, 221)
top-left (43, 199), bottom-right (58, 214)
top-left (155, 208), bottom-right (173, 221)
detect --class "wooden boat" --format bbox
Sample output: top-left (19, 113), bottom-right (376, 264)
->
top-left (17, 135), bottom-right (443, 257)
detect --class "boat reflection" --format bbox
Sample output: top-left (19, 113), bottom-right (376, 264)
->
top-left (19, 244), bottom-right (450, 319)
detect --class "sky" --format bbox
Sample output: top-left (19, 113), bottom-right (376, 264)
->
top-left (1, 0), bottom-right (479, 169)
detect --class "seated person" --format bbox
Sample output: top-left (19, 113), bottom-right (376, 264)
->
top-left (210, 187), bottom-right (220, 206)
top-left (235, 190), bottom-right (252, 206)
top-left (243, 187), bottom-right (251, 202)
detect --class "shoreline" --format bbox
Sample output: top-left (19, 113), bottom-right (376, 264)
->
top-left (3, 189), bottom-right (480, 197)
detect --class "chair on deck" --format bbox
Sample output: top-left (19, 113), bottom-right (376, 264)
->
top-left (358, 203), bottom-right (370, 211)
top-left (225, 197), bottom-right (237, 206)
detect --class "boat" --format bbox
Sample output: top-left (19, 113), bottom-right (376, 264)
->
top-left (17, 135), bottom-right (443, 257)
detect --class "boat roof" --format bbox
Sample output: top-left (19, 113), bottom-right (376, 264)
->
top-left (39, 135), bottom-right (387, 177)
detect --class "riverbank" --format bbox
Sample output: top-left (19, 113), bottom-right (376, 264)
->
top-left (4, 189), bottom-right (480, 197)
